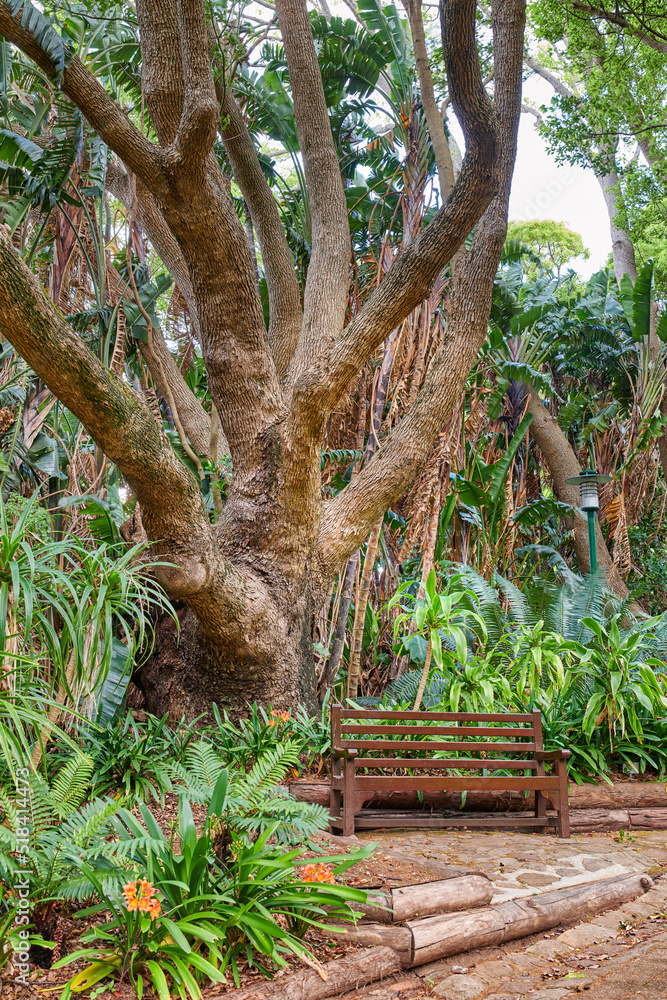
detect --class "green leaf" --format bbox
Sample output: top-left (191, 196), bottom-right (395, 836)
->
top-left (632, 261), bottom-right (654, 341)
top-left (145, 961), bottom-right (171, 1000)
top-left (159, 917), bottom-right (191, 954)
top-left (488, 412), bottom-right (534, 506)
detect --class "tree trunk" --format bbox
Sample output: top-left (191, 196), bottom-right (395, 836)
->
top-left (346, 520), bottom-right (382, 700)
top-left (412, 632), bottom-right (433, 712)
top-left (138, 578), bottom-right (318, 719)
top-left (525, 388), bottom-right (628, 597)
top-left (0, 0), bottom-right (527, 718)
top-left (321, 551), bottom-right (358, 698)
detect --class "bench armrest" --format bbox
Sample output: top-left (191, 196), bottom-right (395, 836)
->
top-left (331, 748), bottom-right (358, 760)
top-left (534, 750), bottom-right (571, 761)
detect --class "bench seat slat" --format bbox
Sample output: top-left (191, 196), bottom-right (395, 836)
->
top-left (338, 740), bottom-right (536, 753)
top-left (341, 725), bottom-right (533, 737)
top-left (353, 757), bottom-right (538, 770)
top-left (338, 710), bottom-right (535, 722)
top-left (353, 775), bottom-right (559, 791)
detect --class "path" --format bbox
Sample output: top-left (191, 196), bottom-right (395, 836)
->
top-left (333, 827), bottom-right (667, 998)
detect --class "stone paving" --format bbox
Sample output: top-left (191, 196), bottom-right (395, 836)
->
top-left (357, 828), bottom-right (667, 903)
top-left (335, 828), bottom-right (667, 998)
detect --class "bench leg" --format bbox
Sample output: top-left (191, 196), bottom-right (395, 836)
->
top-left (342, 756), bottom-right (355, 837)
top-left (556, 759), bottom-right (570, 838)
top-left (329, 759), bottom-right (342, 832)
top-left (534, 745), bottom-right (548, 834)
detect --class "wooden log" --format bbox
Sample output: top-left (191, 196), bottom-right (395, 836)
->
top-left (408, 872), bottom-right (653, 967)
top-left (205, 946), bottom-right (402, 999)
top-left (332, 924), bottom-right (413, 967)
top-left (570, 782), bottom-right (667, 810)
top-left (569, 808), bottom-right (630, 832)
top-left (291, 780), bottom-right (534, 812)
top-left (350, 889), bottom-right (392, 924)
top-left (628, 808), bottom-right (667, 829)
top-left (390, 875), bottom-right (493, 922)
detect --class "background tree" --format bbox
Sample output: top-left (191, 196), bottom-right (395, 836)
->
top-left (506, 219), bottom-right (590, 276)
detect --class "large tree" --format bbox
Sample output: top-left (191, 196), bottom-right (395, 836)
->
top-left (0, 0), bottom-right (526, 718)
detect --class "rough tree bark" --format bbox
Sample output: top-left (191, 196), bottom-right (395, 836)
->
top-left (0, 0), bottom-right (527, 718)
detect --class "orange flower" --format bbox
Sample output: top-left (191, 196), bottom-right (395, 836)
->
top-left (122, 879), bottom-right (161, 920)
top-left (270, 709), bottom-right (291, 724)
top-left (122, 880), bottom-right (139, 912)
top-left (299, 864), bottom-right (336, 884)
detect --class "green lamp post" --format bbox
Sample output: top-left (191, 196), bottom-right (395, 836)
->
top-left (564, 469), bottom-right (612, 573)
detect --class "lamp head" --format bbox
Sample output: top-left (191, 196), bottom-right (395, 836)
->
top-left (564, 469), bottom-right (613, 511)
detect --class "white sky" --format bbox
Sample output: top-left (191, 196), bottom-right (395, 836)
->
top-left (507, 76), bottom-right (612, 278)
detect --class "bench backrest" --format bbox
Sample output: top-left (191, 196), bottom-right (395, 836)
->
top-left (331, 707), bottom-right (544, 767)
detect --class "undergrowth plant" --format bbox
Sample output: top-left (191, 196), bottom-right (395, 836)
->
top-left (0, 753), bottom-right (124, 911)
top-left (170, 739), bottom-right (329, 844)
top-left (365, 570), bottom-right (667, 782)
top-left (55, 777), bottom-right (370, 997)
top-left (84, 713), bottom-right (173, 804)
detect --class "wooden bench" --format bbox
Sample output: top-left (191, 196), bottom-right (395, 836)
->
top-left (329, 707), bottom-right (570, 838)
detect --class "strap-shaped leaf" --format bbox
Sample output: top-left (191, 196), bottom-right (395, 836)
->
top-left (656, 309), bottom-right (667, 343)
top-left (632, 260), bottom-right (654, 341)
top-left (4, 2), bottom-right (68, 83)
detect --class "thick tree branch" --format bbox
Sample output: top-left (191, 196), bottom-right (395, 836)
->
top-left (404, 0), bottom-right (456, 199)
top-left (291, 0), bottom-right (500, 436)
top-left (317, 0), bottom-right (526, 575)
top-left (219, 93), bottom-right (302, 378)
top-left (597, 166), bottom-right (637, 284)
top-left (106, 163), bottom-right (201, 337)
top-left (140, 330), bottom-right (213, 457)
top-left (0, 231), bottom-right (270, 639)
top-left (525, 55), bottom-right (576, 98)
top-left (103, 163), bottom-right (214, 456)
top-left (133, 5), bottom-right (283, 483)
top-left (276, 0), bottom-right (351, 387)
top-left (0, 3), bottom-right (167, 198)
top-left (135, 0), bottom-right (183, 145)
top-left (172, 0), bottom-right (218, 166)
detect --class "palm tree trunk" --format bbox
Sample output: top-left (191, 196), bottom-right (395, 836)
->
top-left (321, 551), bottom-right (358, 698)
top-left (413, 632), bottom-right (433, 711)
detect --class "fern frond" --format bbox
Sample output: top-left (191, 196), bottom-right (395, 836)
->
top-left (241, 740), bottom-right (302, 794)
top-left (180, 741), bottom-right (225, 789)
top-left (59, 796), bottom-right (120, 847)
top-left (49, 754), bottom-right (95, 818)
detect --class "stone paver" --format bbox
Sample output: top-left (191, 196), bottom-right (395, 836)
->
top-left (556, 923), bottom-right (618, 947)
top-left (432, 973), bottom-right (487, 997)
